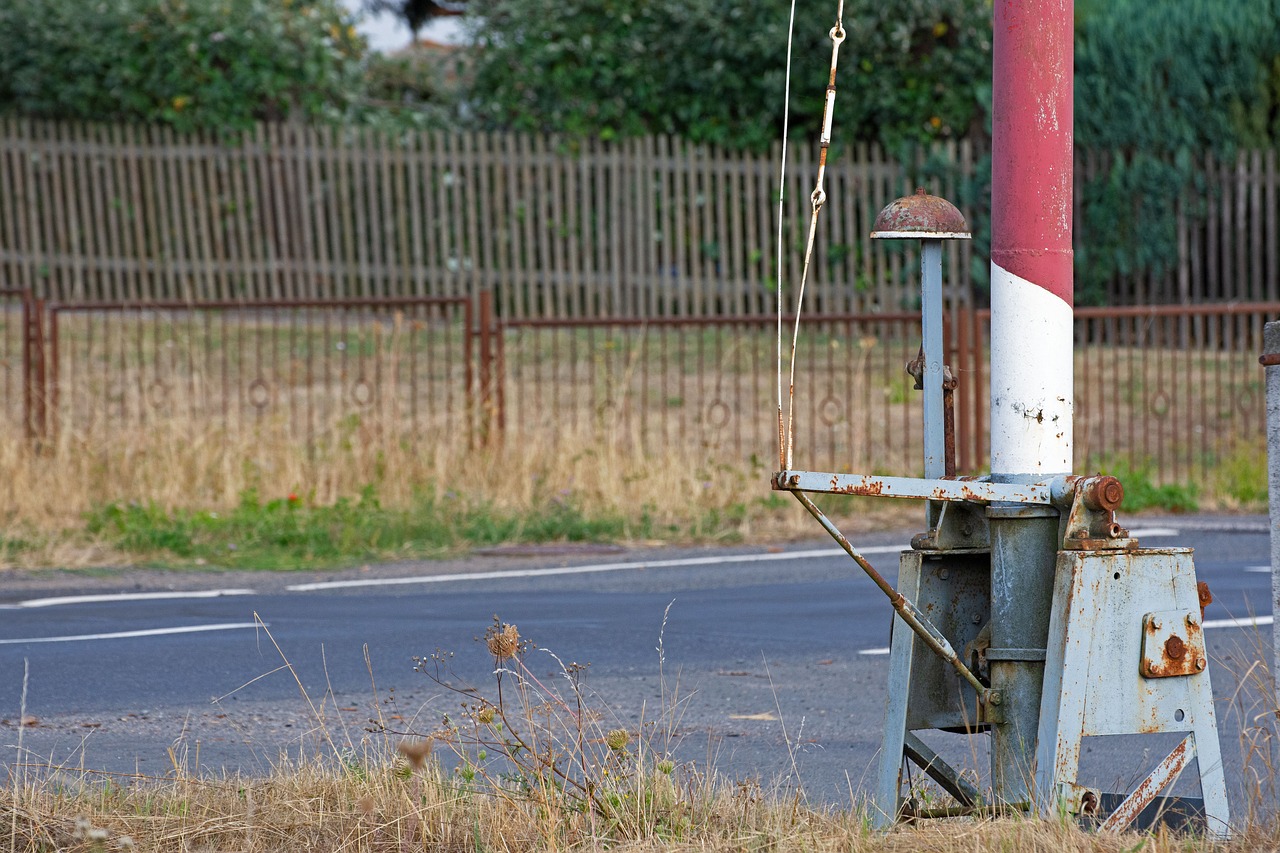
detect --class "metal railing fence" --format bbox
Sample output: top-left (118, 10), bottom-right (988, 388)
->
top-left (1, 294), bottom-right (1275, 490)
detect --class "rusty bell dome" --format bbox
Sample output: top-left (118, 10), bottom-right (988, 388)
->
top-left (870, 188), bottom-right (970, 240)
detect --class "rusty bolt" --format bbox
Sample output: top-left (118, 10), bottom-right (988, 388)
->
top-left (987, 691), bottom-right (1002, 706)
top-left (789, 474), bottom-right (800, 487)
top-left (1082, 476), bottom-right (1125, 512)
top-left (1164, 635), bottom-right (1187, 661)
top-left (1186, 612), bottom-right (1200, 627)
top-left (1195, 657), bottom-right (1207, 671)
top-left (1081, 790), bottom-right (1099, 815)
top-left (1151, 618), bottom-right (1162, 631)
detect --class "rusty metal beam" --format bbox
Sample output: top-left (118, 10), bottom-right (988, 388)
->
top-left (774, 470), bottom-right (1054, 505)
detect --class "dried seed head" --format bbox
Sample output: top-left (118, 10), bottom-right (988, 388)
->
top-left (396, 737), bottom-right (434, 770)
top-left (486, 623), bottom-right (520, 660)
top-left (356, 795), bottom-right (376, 816)
top-left (476, 706), bottom-right (496, 724)
top-left (605, 729), bottom-right (630, 752)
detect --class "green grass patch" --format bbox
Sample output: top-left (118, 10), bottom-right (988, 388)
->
top-left (1209, 437), bottom-right (1268, 508)
top-left (1096, 458), bottom-right (1199, 513)
top-left (84, 486), bottom-right (642, 570)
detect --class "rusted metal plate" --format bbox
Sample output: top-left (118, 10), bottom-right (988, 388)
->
top-left (1140, 610), bottom-right (1207, 678)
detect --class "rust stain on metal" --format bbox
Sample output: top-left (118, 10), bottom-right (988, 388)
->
top-left (1141, 610), bottom-right (1207, 678)
top-left (1100, 737), bottom-right (1193, 833)
top-left (1197, 581), bottom-right (1213, 619)
top-left (870, 188), bottom-right (970, 237)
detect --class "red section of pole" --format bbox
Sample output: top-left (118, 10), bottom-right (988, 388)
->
top-left (990, 0), bottom-right (1074, 306)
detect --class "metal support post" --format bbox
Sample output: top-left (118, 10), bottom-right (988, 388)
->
top-left (989, 0), bottom-right (1074, 807)
top-left (920, 240), bottom-right (945, 480)
top-left (1263, 321), bottom-right (1280, 702)
top-left (987, 505), bottom-right (1057, 803)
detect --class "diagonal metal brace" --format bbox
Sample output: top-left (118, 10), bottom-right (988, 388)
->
top-left (904, 731), bottom-right (980, 809)
top-left (1100, 734), bottom-right (1194, 833)
top-left (791, 491), bottom-right (993, 703)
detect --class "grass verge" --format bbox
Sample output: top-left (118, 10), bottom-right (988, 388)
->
top-left (0, 415), bottom-right (922, 568)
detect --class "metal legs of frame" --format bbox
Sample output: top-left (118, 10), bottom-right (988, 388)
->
top-left (872, 542), bottom-right (1230, 837)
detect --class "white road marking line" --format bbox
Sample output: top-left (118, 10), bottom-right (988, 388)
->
top-left (1244, 566), bottom-right (1271, 573)
top-left (0, 622), bottom-right (266, 645)
top-left (1128, 528), bottom-right (1180, 538)
top-left (858, 647), bottom-right (891, 656)
top-left (286, 545), bottom-right (910, 592)
top-left (0, 589), bottom-right (256, 610)
top-left (1202, 615), bottom-right (1274, 630)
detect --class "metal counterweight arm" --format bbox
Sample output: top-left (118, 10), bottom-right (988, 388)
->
top-left (791, 491), bottom-right (992, 702)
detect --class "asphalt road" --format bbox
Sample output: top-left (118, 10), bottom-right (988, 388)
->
top-left (0, 518), bottom-right (1274, 811)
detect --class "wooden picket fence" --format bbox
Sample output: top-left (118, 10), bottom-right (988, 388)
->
top-left (5, 120), bottom-right (1277, 315)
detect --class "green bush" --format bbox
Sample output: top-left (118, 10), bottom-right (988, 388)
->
top-left (462, 0), bottom-right (992, 152)
top-left (1073, 0), bottom-right (1280, 304)
top-left (0, 0), bottom-right (367, 131)
top-left (1076, 0), bottom-right (1280, 153)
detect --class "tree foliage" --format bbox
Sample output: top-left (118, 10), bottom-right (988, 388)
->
top-left (1076, 0), bottom-right (1280, 153)
top-left (461, 0), bottom-right (992, 152)
top-left (0, 0), bottom-right (367, 131)
top-left (1073, 0), bottom-right (1280, 303)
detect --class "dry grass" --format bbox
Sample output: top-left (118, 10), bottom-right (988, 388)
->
top-left (0, 406), bottom-right (919, 568)
top-left (7, 764), bottom-right (1277, 853)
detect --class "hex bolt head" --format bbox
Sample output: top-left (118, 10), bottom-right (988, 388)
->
top-left (1186, 612), bottom-right (1200, 627)
top-left (1151, 618), bottom-right (1162, 631)
top-left (1195, 657), bottom-right (1207, 671)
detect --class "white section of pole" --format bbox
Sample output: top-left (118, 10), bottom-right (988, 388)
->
top-left (989, 262), bottom-right (1073, 478)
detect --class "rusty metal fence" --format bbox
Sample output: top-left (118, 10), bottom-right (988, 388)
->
top-left (31, 297), bottom-right (481, 449)
top-left (2, 295), bottom-right (1276, 489)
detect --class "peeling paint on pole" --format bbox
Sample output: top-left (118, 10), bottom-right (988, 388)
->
top-left (990, 0), bottom-right (1074, 478)
top-left (987, 0), bottom-right (1074, 811)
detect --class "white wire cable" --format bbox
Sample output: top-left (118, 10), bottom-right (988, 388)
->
top-left (776, 0), bottom-right (798, 469)
top-left (781, 2), bottom-right (846, 471)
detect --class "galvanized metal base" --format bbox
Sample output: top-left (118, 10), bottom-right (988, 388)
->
top-left (1034, 549), bottom-right (1231, 838)
top-left (874, 546), bottom-right (1232, 837)
top-left (875, 549), bottom-right (990, 827)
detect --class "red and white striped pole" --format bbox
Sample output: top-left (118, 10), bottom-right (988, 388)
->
top-left (990, 0), bottom-right (1074, 479)
top-left (987, 0), bottom-right (1074, 805)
